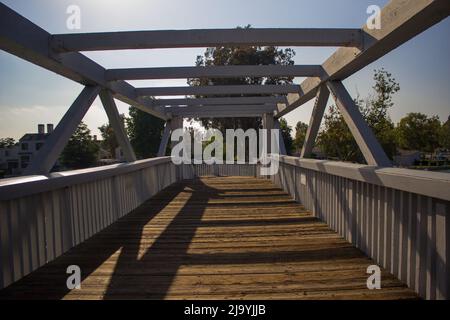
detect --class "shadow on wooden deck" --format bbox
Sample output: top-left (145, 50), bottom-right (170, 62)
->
top-left (0, 177), bottom-right (418, 300)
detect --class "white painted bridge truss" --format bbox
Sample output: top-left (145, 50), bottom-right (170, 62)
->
top-left (1, 0), bottom-right (449, 175)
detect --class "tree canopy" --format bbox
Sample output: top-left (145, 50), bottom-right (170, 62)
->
top-left (396, 113), bottom-right (442, 152)
top-left (99, 123), bottom-right (119, 158)
top-left (126, 106), bottom-right (165, 159)
top-left (0, 137), bottom-right (15, 148)
top-left (440, 116), bottom-right (450, 150)
top-left (60, 121), bottom-right (99, 169)
top-left (293, 121), bottom-right (308, 154)
top-left (278, 118), bottom-right (294, 154)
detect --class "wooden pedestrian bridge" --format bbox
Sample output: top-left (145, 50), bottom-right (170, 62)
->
top-left (0, 1), bottom-right (449, 300)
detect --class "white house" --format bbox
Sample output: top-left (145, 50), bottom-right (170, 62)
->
top-left (0, 124), bottom-right (54, 176)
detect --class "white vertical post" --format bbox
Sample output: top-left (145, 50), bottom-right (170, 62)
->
top-left (24, 86), bottom-right (101, 175)
top-left (274, 120), bottom-right (287, 155)
top-left (99, 90), bottom-right (136, 162)
top-left (301, 85), bottom-right (330, 158)
top-left (157, 122), bottom-right (171, 157)
top-left (326, 81), bottom-right (391, 167)
top-left (436, 202), bottom-right (449, 300)
top-left (262, 113), bottom-right (274, 154)
top-left (170, 116), bottom-right (183, 150)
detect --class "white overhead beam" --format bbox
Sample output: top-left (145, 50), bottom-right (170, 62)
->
top-left (24, 86), bottom-right (101, 175)
top-left (168, 104), bottom-right (275, 118)
top-left (136, 84), bottom-right (301, 97)
top-left (0, 3), bottom-right (168, 120)
top-left (276, 0), bottom-right (450, 118)
top-left (326, 81), bottom-right (391, 167)
top-left (99, 90), bottom-right (137, 162)
top-left (105, 65), bottom-right (323, 81)
top-left (301, 85), bottom-right (330, 158)
top-left (51, 28), bottom-right (363, 52)
top-left (151, 96), bottom-right (286, 106)
top-left (175, 112), bottom-right (269, 118)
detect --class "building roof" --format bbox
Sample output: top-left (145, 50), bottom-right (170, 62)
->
top-left (19, 133), bottom-right (50, 142)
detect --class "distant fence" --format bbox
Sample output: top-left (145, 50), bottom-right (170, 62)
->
top-left (177, 163), bottom-right (258, 179)
top-left (272, 156), bottom-right (450, 300)
top-left (0, 157), bottom-right (176, 290)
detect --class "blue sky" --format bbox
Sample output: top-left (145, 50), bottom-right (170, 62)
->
top-left (0, 0), bottom-right (449, 139)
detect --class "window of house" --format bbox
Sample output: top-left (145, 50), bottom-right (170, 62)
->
top-left (21, 143), bottom-right (28, 151)
top-left (21, 155), bottom-right (30, 169)
top-left (36, 143), bottom-right (43, 150)
top-left (8, 161), bottom-right (18, 170)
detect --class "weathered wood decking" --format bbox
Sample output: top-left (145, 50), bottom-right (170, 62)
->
top-left (0, 177), bottom-right (417, 300)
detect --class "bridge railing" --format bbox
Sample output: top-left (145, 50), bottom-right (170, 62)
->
top-left (0, 159), bottom-right (265, 290)
top-left (1, 157), bottom-right (449, 299)
top-left (0, 157), bottom-right (177, 290)
top-left (272, 155), bottom-right (450, 300)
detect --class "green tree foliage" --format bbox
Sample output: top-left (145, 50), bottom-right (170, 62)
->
top-left (0, 137), bottom-right (16, 148)
top-left (278, 118), bottom-right (293, 155)
top-left (126, 106), bottom-right (165, 159)
top-left (188, 25), bottom-right (296, 134)
top-left (440, 116), bottom-right (450, 150)
top-left (318, 69), bottom-right (399, 163)
top-left (98, 123), bottom-right (118, 157)
top-left (396, 113), bottom-right (442, 152)
top-left (364, 69), bottom-right (399, 158)
top-left (60, 122), bottom-right (99, 169)
top-left (319, 105), bottom-right (361, 161)
top-left (293, 121), bottom-right (308, 154)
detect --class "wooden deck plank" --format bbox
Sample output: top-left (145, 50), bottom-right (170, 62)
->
top-left (0, 177), bottom-right (417, 300)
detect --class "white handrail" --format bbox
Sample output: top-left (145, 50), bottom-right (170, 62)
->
top-left (278, 156), bottom-right (450, 201)
top-left (0, 157), bottom-right (172, 201)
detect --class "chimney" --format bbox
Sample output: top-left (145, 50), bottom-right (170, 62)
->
top-left (38, 124), bottom-right (45, 134)
top-left (47, 124), bottom-right (54, 134)
top-left (93, 135), bottom-right (97, 141)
